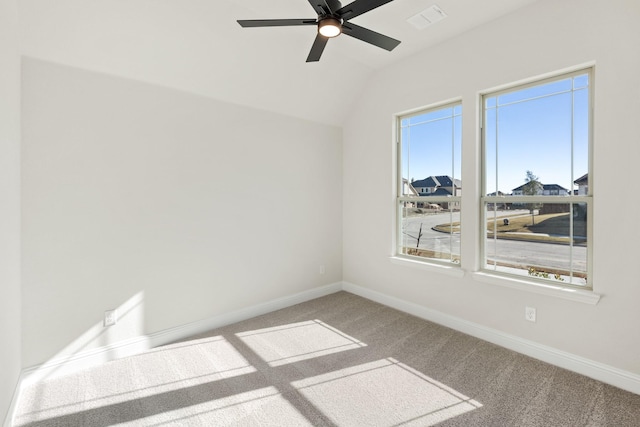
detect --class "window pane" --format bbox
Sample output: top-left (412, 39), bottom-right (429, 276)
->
top-left (398, 103), bottom-right (462, 264)
top-left (484, 202), bottom-right (587, 286)
top-left (573, 73), bottom-right (588, 89)
top-left (453, 113), bottom-right (462, 182)
top-left (497, 78), bottom-right (572, 107)
top-left (484, 107), bottom-right (498, 195)
top-left (490, 91), bottom-right (573, 194)
top-left (572, 203), bottom-right (588, 279)
top-left (400, 202), bottom-right (460, 262)
top-left (406, 107), bottom-right (456, 125)
top-left (484, 74), bottom-right (590, 194)
top-left (402, 109), bottom-right (461, 186)
top-left (573, 87), bottom-right (589, 190)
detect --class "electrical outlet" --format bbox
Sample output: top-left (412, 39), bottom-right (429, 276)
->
top-left (319, 265), bottom-right (326, 275)
top-left (525, 306), bottom-right (536, 323)
top-left (104, 309), bottom-right (118, 327)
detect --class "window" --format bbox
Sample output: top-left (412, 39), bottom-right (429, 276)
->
top-left (481, 69), bottom-right (592, 288)
top-left (396, 102), bottom-right (462, 264)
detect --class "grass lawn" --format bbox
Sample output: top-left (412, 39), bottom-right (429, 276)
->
top-left (434, 212), bottom-right (586, 244)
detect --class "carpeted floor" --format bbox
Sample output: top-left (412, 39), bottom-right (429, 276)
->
top-left (13, 291), bottom-right (640, 426)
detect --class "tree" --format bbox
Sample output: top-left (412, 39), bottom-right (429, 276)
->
top-left (522, 170), bottom-right (543, 225)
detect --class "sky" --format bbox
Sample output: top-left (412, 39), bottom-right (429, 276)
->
top-left (400, 105), bottom-right (462, 186)
top-left (400, 72), bottom-right (590, 195)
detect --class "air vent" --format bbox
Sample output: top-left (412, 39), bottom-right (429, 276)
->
top-left (407, 5), bottom-right (448, 30)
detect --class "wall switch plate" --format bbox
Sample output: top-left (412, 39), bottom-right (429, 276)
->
top-left (319, 265), bottom-right (326, 275)
top-left (104, 309), bottom-right (118, 327)
top-left (525, 306), bottom-right (536, 323)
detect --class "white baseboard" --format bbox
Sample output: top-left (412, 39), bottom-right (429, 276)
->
top-left (9, 279), bottom-right (639, 427)
top-left (15, 283), bottom-right (343, 399)
top-left (146, 282), bottom-right (343, 349)
top-left (342, 281), bottom-right (640, 396)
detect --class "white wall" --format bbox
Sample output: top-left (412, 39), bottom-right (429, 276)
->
top-left (0, 0), bottom-right (22, 421)
top-left (21, 58), bottom-right (343, 368)
top-left (343, 0), bottom-right (640, 374)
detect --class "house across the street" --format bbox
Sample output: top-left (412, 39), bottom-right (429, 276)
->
top-left (409, 175), bottom-right (461, 210)
top-left (511, 183), bottom-right (569, 196)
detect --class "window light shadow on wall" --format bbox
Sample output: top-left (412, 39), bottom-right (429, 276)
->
top-left (24, 291), bottom-right (146, 386)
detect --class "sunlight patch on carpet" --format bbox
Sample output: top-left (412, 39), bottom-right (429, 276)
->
top-left (115, 386), bottom-right (313, 427)
top-left (14, 335), bottom-right (256, 425)
top-left (236, 320), bottom-right (367, 367)
top-left (291, 358), bottom-right (482, 426)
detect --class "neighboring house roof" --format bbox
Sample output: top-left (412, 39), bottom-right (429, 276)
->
top-left (412, 175), bottom-right (461, 188)
top-left (412, 176), bottom-right (439, 188)
top-left (574, 173), bottom-right (588, 185)
top-left (434, 175), bottom-right (453, 187)
top-left (543, 184), bottom-right (568, 192)
top-left (512, 183), bottom-right (568, 192)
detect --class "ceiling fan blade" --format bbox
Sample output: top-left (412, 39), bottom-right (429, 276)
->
top-left (306, 34), bottom-right (329, 62)
top-left (307, 0), bottom-right (329, 15)
top-left (342, 22), bottom-right (400, 51)
top-left (336, 0), bottom-right (395, 20)
top-left (237, 19), bottom-right (316, 28)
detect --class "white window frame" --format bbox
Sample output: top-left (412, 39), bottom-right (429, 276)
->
top-left (480, 68), bottom-right (594, 291)
top-left (394, 101), bottom-right (462, 269)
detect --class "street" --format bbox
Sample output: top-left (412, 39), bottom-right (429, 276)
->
top-left (401, 209), bottom-right (587, 276)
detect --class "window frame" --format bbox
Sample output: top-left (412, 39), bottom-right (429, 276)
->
top-left (479, 68), bottom-right (594, 290)
top-left (394, 100), bottom-right (463, 267)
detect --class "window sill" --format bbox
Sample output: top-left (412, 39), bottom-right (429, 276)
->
top-left (471, 271), bottom-right (601, 305)
top-left (389, 256), bottom-right (465, 278)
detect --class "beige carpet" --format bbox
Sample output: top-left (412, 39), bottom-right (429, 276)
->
top-left (13, 291), bottom-right (640, 426)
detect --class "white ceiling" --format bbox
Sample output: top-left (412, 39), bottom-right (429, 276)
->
top-left (18, 0), bottom-right (539, 126)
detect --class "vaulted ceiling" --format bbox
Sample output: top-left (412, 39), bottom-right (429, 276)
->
top-left (18, 0), bottom-right (539, 125)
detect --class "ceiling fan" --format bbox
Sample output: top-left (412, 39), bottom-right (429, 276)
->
top-left (237, 0), bottom-right (401, 62)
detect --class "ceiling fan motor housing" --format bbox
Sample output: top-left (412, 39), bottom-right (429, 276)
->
top-left (323, 0), bottom-right (343, 16)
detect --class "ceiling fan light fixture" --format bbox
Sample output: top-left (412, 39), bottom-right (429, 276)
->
top-left (318, 17), bottom-right (341, 38)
